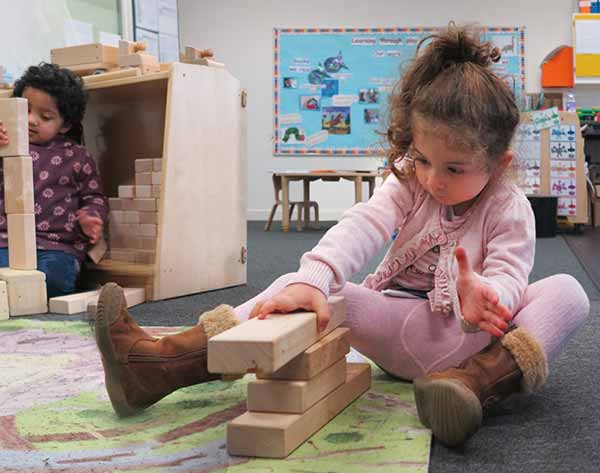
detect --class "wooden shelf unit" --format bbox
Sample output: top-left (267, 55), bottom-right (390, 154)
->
top-left (82, 63), bottom-right (247, 300)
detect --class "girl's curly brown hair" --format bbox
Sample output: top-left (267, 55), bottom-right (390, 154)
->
top-left (386, 23), bottom-right (520, 180)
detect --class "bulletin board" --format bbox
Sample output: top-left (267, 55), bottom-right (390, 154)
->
top-left (514, 111), bottom-right (587, 223)
top-left (573, 13), bottom-right (600, 81)
top-left (274, 26), bottom-right (525, 156)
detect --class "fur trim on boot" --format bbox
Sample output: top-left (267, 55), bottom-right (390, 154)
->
top-left (199, 304), bottom-right (239, 339)
top-left (501, 327), bottom-right (548, 393)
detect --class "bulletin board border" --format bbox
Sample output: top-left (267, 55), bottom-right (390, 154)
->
top-left (273, 26), bottom-right (525, 157)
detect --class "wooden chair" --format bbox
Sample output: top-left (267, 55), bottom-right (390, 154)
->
top-left (265, 174), bottom-right (319, 231)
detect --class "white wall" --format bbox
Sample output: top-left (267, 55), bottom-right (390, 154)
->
top-left (179, 0), bottom-right (581, 220)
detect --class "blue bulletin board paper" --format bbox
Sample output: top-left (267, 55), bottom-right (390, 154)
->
top-left (274, 27), bottom-right (525, 156)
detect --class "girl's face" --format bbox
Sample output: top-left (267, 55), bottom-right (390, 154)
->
top-left (411, 127), bottom-right (510, 214)
top-left (22, 86), bottom-right (71, 145)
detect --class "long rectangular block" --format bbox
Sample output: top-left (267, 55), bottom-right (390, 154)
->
top-left (134, 159), bottom-right (153, 173)
top-left (50, 286), bottom-right (145, 315)
top-left (0, 98), bottom-right (28, 156)
top-left (227, 363), bottom-right (371, 458)
top-left (248, 357), bottom-right (347, 414)
top-left (51, 44), bottom-right (118, 67)
top-left (0, 268), bottom-right (47, 316)
top-left (7, 213), bottom-right (37, 270)
top-left (208, 296), bottom-right (346, 374)
top-left (118, 185), bottom-right (134, 199)
top-left (2, 156), bottom-right (34, 213)
top-left (258, 327), bottom-right (350, 381)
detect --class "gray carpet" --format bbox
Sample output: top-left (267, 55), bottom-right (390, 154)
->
top-left (37, 221), bottom-right (600, 472)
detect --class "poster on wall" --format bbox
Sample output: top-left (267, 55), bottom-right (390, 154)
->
top-left (274, 27), bottom-right (525, 156)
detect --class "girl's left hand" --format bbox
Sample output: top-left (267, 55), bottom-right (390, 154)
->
top-left (454, 246), bottom-right (513, 337)
top-left (77, 209), bottom-right (103, 244)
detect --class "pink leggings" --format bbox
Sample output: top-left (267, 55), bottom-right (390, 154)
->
top-left (234, 273), bottom-right (590, 380)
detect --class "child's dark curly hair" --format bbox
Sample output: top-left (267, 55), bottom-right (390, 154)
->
top-left (12, 62), bottom-right (88, 143)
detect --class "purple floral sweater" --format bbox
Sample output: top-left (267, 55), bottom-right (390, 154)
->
top-left (0, 135), bottom-right (109, 262)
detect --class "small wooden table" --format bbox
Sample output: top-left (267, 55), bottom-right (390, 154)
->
top-left (274, 170), bottom-right (381, 232)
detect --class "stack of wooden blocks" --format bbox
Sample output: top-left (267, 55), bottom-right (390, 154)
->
top-left (0, 98), bottom-right (48, 319)
top-left (208, 296), bottom-right (371, 458)
top-left (107, 158), bottom-right (162, 265)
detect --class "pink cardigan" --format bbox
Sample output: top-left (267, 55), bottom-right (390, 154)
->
top-left (289, 173), bottom-right (536, 329)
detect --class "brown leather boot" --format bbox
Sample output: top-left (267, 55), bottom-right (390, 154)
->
top-left (413, 327), bottom-right (548, 447)
top-left (94, 282), bottom-right (239, 417)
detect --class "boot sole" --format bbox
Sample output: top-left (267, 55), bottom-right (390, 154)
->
top-left (95, 283), bottom-right (140, 417)
top-left (414, 377), bottom-right (482, 447)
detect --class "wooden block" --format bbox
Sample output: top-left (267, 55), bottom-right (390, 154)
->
top-left (120, 198), bottom-right (136, 211)
top-left (7, 213), bottom-right (37, 270)
top-left (0, 98), bottom-right (28, 156)
top-left (87, 237), bottom-right (107, 264)
top-left (82, 67), bottom-right (140, 85)
top-left (119, 53), bottom-right (159, 69)
top-left (151, 185), bottom-right (161, 198)
top-left (258, 327), bottom-right (350, 381)
top-left (208, 296), bottom-right (346, 374)
top-left (139, 237), bottom-right (156, 251)
top-left (152, 159), bottom-right (163, 171)
top-left (139, 211), bottom-right (158, 224)
top-left (227, 363), bottom-right (371, 458)
top-left (118, 185), bottom-right (134, 199)
top-left (49, 289), bottom-right (101, 314)
top-left (2, 156), bottom-right (34, 213)
top-left (135, 185), bottom-right (152, 198)
top-left (135, 159), bottom-right (153, 173)
top-left (134, 198), bottom-right (156, 212)
top-left (110, 210), bottom-right (140, 224)
top-left (139, 224), bottom-right (157, 237)
top-left (86, 286), bottom-right (146, 315)
top-left (151, 172), bottom-right (161, 185)
top-left (0, 281), bottom-right (8, 320)
top-left (0, 268), bottom-right (47, 316)
top-left (110, 223), bottom-right (140, 237)
top-left (108, 197), bottom-right (122, 210)
top-left (248, 358), bottom-right (347, 414)
top-left (109, 248), bottom-right (137, 263)
top-left (50, 44), bottom-right (119, 67)
top-left (135, 172), bottom-right (152, 186)
top-left (135, 250), bottom-right (155, 264)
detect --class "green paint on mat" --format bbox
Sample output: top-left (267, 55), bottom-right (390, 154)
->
top-left (0, 319), bottom-right (431, 472)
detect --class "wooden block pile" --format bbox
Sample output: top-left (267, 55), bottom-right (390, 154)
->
top-left (0, 98), bottom-right (48, 318)
top-left (180, 46), bottom-right (225, 69)
top-left (207, 296), bottom-right (371, 458)
top-left (107, 158), bottom-right (162, 265)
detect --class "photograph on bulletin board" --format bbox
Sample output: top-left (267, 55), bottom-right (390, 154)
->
top-left (274, 26), bottom-right (525, 156)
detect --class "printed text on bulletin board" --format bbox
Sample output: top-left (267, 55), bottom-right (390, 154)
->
top-left (274, 27), bottom-right (525, 156)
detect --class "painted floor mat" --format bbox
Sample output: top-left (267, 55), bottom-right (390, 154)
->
top-left (0, 319), bottom-right (430, 473)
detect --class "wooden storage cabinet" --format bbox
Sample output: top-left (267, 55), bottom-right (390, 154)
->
top-left (82, 63), bottom-right (247, 300)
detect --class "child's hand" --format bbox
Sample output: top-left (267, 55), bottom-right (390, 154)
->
top-left (0, 120), bottom-right (8, 146)
top-left (249, 283), bottom-right (331, 332)
top-left (77, 209), bottom-right (103, 244)
top-left (455, 246), bottom-right (513, 337)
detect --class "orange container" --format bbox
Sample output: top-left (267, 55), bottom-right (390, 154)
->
top-left (541, 45), bottom-right (574, 88)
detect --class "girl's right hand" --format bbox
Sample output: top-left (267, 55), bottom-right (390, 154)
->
top-left (0, 120), bottom-right (8, 146)
top-left (249, 283), bottom-right (331, 332)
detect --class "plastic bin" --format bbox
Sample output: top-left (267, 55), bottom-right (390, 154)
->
top-left (528, 196), bottom-right (558, 238)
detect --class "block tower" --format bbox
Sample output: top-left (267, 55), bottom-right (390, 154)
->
top-left (207, 296), bottom-right (371, 458)
top-left (0, 98), bottom-right (48, 318)
top-left (107, 158), bottom-right (162, 265)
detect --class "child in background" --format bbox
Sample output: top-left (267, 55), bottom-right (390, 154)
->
top-left (0, 63), bottom-right (108, 297)
top-left (92, 25), bottom-right (589, 448)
